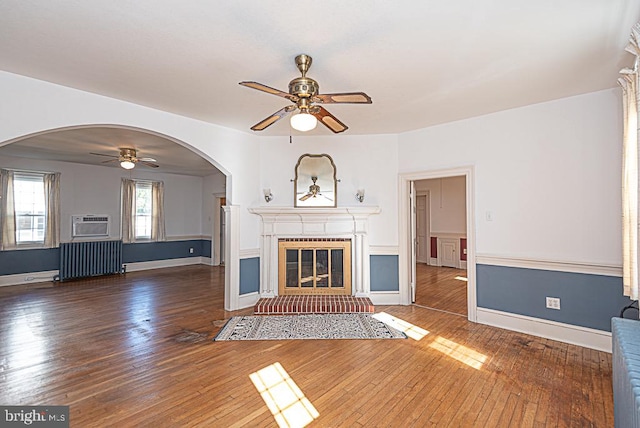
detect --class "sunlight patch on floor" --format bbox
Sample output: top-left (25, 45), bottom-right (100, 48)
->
top-left (373, 312), bottom-right (429, 340)
top-left (454, 276), bottom-right (468, 282)
top-left (429, 336), bottom-right (487, 369)
top-left (249, 362), bottom-right (319, 428)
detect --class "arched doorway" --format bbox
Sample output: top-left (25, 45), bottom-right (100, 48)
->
top-left (0, 124), bottom-right (234, 304)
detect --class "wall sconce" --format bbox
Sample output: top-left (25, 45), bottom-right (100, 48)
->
top-left (263, 188), bottom-right (273, 203)
top-left (355, 189), bottom-right (365, 203)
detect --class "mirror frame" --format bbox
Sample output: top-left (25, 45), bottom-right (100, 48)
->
top-left (293, 153), bottom-right (338, 208)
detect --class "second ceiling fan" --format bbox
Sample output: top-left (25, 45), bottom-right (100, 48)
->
top-left (240, 54), bottom-right (372, 134)
top-left (90, 148), bottom-right (159, 170)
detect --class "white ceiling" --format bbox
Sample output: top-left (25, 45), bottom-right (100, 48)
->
top-left (0, 127), bottom-right (218, 177)
top-left (0, 1), bottom-right (639, 173)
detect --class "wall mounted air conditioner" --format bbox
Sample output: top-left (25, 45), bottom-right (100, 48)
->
top-left (72, 215), bottom-right (110, 238)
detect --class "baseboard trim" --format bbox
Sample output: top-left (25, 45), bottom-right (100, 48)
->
top-left (124, 257), bottom-right (205, 272)
top-left (0, 257), bottom-right (217, 286)
top-left (369, 291), bottom-right (401, 305)
top-left (476, 307), bottom-right (612, 352)
top-left (0, 270), bottom-right (58, 287)
top-left (238, 291), bottom-right (260, 309)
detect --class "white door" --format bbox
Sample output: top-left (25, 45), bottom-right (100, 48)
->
top-left (410, 181), bottom-right (417, 302)
top-left (416, 195), bottom-right (428, 264)
top-left (440, 238), bottom-right (458, 268)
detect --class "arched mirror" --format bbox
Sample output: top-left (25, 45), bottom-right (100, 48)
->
top-left (294, 154), bottom-right (337, 207)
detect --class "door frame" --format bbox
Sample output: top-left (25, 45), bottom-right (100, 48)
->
top-left (398, 166), bottom-right (476, 322)
top-left (212, 193), bottom-right (225, 266)
top-left (415, 192), bottom-right (430, 264)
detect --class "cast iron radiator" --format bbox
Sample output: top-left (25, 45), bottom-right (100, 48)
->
top-left (612, 317), bottom-right (640, 427)
top-left (59, 240), bottom-right (123, 281)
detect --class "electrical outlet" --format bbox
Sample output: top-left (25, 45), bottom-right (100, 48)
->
top-left (546, 297), bottom-right (561, 310)
top-left (189, 248), bottom-right (194, 254)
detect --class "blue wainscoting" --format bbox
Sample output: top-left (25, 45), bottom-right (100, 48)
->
top-left (0, 248), bottom-right (59, 275)
top-left (122, 239), bottom-right (210, 263)
top-left (370, 255), bottom-right (399, 292)
top-left (477, 264), bottom-right (633, 332)
top-left (0, 239), bottom-right (212, 276)
top-left (240, 257), bottom-right (260, 295)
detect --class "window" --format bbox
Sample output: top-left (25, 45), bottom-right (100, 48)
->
top-left (14, 173), bottom-right (46, 244)
top-left (121, 178), bottom-right (165, 243)
top-left (135, 182), bottom-right (152, 239)
top-left (1, 169), bottom-right (60, 250)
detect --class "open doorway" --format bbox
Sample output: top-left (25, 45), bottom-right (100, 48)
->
top-left (413, 177), bottom-right (467, 316)
top-left (399, 167), bottom-right (476, 322)
top-left (212, 195), bottom-right (226, 266)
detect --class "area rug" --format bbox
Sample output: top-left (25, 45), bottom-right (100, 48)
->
top-left (213, 313), bottom-right (406, 341)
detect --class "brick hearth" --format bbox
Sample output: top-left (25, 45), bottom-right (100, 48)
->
top-left (254, 295), bottom-right (375, 315)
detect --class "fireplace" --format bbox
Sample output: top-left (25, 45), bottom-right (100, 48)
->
top-left (248, 206), bottom-right (381, 298)
top-left (278, 238), bottom-right (351, 295)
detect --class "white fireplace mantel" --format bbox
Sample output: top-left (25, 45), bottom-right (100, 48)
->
top-left (248, 206), bottom-right (381, 298)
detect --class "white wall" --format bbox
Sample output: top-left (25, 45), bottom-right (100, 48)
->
top-left (0, 70), bottom-right (623, 268)
top-left (0, 71), bottom-right (261, 251)
top-left (258, 134), bottom-right (399, 248)
top-left (415, 176), bottom-right (466, 234)
top-left (0, 154), bottom-right (207, 241)
top-left (399, 88), bottom-right (622, 266)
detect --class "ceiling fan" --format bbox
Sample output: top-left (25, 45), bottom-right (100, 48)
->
top-left (90, 148), bottom-right (159, 170)
top-left (299, 176), bottom-right (333, 201)
top-left (240, 54), bottom-right (372, 134)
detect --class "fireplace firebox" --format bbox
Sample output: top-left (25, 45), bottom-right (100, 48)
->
top-left (278, 239), bottom-right (352, 295)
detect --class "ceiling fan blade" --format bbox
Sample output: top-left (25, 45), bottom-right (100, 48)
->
top-left (139, 161), bottom-right (159, 168)
top-left (250, 105), bottom-right (297, 131)
top-left (299, 193), bottom-right (312, 201)
top-left (239, 81), bottom-right (299, 102)
top-left (310, 106), bottom-right (348, 134)
top-left (137, 157), bottom-right (157, 162)
top-left (100, 159), bottom-right (119, 164)
top-left (90, 152), bottom-right (118, 158)
top-left (313, 92), bottom-right (372, 104)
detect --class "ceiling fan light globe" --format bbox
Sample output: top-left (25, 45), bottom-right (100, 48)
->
top-left (290, 112), bottom-right (317, 132)
top-left (120, 160), bottom-right (135, 170)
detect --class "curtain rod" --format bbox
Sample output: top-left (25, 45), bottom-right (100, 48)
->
top-left (1, 167), bottom-right (59, 175)
top-left (122, 177), bottom-right (164, 184)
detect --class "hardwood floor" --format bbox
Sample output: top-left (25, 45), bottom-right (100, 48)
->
top-left (0, 265), bottom-right (613, 427)
top-left (415, 263), bottom-right (468, 316)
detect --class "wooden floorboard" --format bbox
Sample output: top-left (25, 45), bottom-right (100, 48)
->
top-left (415, 263), bottom-right (468, 316)
top-left (0, 265), bottom-right (613, 427)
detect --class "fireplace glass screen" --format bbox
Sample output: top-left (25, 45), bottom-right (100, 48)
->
top-left (279, 240), bottom-right (351, 295)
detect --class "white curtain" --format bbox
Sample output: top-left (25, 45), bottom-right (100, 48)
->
top-left (0, 169), bottom-right (16, 250)
top-left (621, 22), bottom-right (640, 300)
top-left (151, 180), bottom-right (166, 241)
top-left (43, 172), bottom-right (61, 248)
top-left (121, 178), bottom-right (136, 243)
